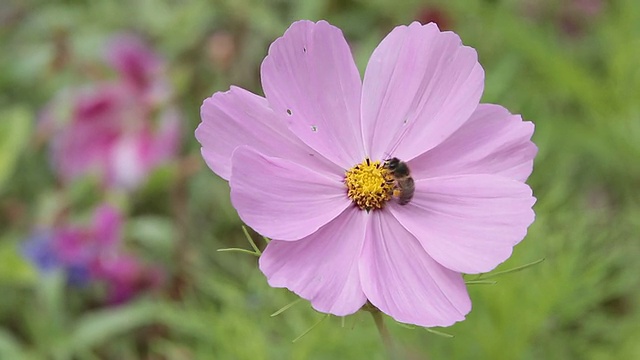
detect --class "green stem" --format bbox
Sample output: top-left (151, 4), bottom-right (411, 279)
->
top-left (370, 310), bottom-right (397, 359)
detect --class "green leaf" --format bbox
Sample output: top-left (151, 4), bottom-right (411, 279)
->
top-left (476, 258), bottom-right (545, 280)
top-left (0, 328), bottom-right (24, 358)
top-left (0, 106), bottom-right (32, 193)
top-left (0, 239), bottom-right (37, 285)
top-left (127, 216), bottom-right (176, 251)
top-left (65, 300), bottom-right (160, 354)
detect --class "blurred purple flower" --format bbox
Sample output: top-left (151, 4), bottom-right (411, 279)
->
top-left (22, 231), bottom-right (60, 272)
top-left (23, 204), bottom-right (162, 302)
top-left (23, 204), bottom-right (121, 285)
top-left (92, 253), bottom-right (164, 304)
top-left (42, 35), bottom-right (181, 190)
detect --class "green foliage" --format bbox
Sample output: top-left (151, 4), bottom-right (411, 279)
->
top-left (1, 0), bottom-right (639, 359)
top-left (0, 237), bottom-right (37, 285)
top-left (0, 107), bottom-right (32, 194)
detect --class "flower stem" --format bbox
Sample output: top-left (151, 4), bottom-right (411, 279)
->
top-left (369, 308), bottom-right (397, 359)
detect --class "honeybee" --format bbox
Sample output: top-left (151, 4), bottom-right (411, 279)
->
top-left (383, 157), bottom-right (415, 205)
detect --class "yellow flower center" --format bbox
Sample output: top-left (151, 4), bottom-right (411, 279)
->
top-left (344, 158), bottom-right (394, 211)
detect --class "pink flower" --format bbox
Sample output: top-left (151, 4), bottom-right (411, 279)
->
top-left (23, 204), bottom-right (122, 285)
top-left (92, 253), bottom-right (164, 304)
top-left (43, 36), bottom-right (181, 190)
top-left (23, 204), bottom-right (164, 303)
top-left (105, 35), bottom-right (173, 107)
top-left (196, 21), bottom-right (537, 327)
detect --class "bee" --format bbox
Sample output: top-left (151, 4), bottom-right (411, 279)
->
top-left (383, 157), bottom-right (415, 205)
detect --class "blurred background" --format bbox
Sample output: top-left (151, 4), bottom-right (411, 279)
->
top-left (1, 0), bottom-right (639, 359)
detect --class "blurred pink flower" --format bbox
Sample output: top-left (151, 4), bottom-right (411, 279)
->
top-left (105, 35), bottom-right (173, 107)
top-left (43, 35), bottom-right (181, 190)
top-left (196, 21), bottom-right (537, 327)
top-left (23, 204), bottom-right (163, 303)
top-left (23, 204), bottom-right (122, 285)
top-left (92, 253), bottom-right (164, 304)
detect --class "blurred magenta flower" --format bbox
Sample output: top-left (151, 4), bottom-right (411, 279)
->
top-left (196, 21), bottom-right (537, 327)
top-left (105, 35), bottom-right (173, 107)
top-left (23, 205), bottom-right (121, 286)
top-left (92, 253), bottom-right (164, 304)
top-left (23, 204), bottom-right (162, 303)
top-left (42, 35), bottom-right (181, 190)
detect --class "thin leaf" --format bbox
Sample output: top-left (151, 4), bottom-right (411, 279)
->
top-left (465, 280), bottom-right (498, 285)
top-left (271, 298), bottom-right (303, 317)
top-left (241, 226), bottom-right (261, 255)
top-left (478, 258), bottom-right (545, 280)
top-left (425, 328), bottom-right (454, 338)
top-left (292, 314), bottom-right (329, 343)
top-left (395, 322), bottom-right (416, 330)
top-left (216, 248), bottom-right (260, 256)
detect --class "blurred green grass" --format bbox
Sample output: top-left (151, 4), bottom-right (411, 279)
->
top-left (1, 0), bottom-right (639, 359)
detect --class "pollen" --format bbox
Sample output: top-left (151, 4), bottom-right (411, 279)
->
top-left (344, 158), bottom-right (394, 211)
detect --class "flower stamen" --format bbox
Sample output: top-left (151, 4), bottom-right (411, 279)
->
top-left (345, 158), bottom-right (394, 211)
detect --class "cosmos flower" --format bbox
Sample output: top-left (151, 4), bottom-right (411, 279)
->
top-left (41, 35), bottom-right (181, 190)
top-left (196, 21), bottom-right (537, 327)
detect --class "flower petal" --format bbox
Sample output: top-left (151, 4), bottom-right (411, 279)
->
top-left (359, 211), bottom-right (471, 327)
top-left (261, 20), bottom-right (364, 168)
top-left (92, 204), bottom-right (122, 248)
top-left (196, 86), bottom-right (341, 180)
top-left (390, 175), bottom-right (536, 274)
top-left (105, 35), bottom-right (163, 94)
top-left (259, 207), bottom-right (367, 316)
top-left (361, 22), bottom-right (484, 161)
top-left (410, 104), bottom-right (537, 182)
top-left (230, 146), bottom-right (350, 241)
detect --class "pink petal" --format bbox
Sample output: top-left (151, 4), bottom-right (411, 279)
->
top-left (109, 133), bottom-right (150, 189)
top-left (54, 228), bottom-right (93, 264)
top-left (361, 22), bottom-right (484, 161)
top-left (261, 20), bottom-right (365, 168)
top-left (410, 104), bottom-right (537, 182)
top-left (51, 85), bottom-right (125, 182)
top-left (390, 175), bottom-right (536, 274)
top-left (196, 86), bottom-right (341, 181)
top-left (230, 146), bottom-right (350, 241)
top-left (359, 211), bottom-right (471, 327)
top-left (152, 107), bottom-right (182, 164)
top-left (259, 207), bottom-right (367, 316)
top-left (105, 35), bottom-right (163, 94)
top-left (92, 204), bottom-right (122, 248)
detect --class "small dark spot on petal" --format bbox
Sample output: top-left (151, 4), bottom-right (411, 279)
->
top-left (286, 109), bottom-right (292, 115)
top-left (311, 125), bottom-right (318, 132)
top-left (303, 47), bottom-right (307, 53)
